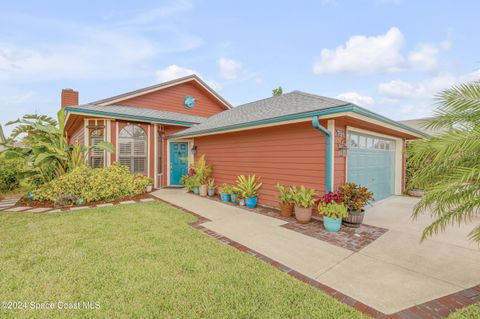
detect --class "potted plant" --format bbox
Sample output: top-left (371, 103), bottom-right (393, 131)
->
top-left (234, 175), bottom-right (262, 208)
top-left (338, 183), bottom-right (374, 228)
top-left (180, 175), bottom-right (195, 193)
top-left (207, 178), bottom-right (216, 196)
top-left (193, 175), bottom-right (201, 195)
top-left (275, 182), bottom-right (295, 217)
top-left (317, 191), bottom-right (347, 232)
top-left (146, 178), bottom-right (153, 192)
top-left (231, 192), bottom-right (239, 205)
top-left (194, 154), bottom-right (212, 197)
top-left (218, 184), bottom-right (233, 203)
top-left (292, 185), bottom-right (316, 224)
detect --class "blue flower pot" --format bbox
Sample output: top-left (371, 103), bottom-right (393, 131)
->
top-left (323, 216), bottom-right (342, 232)
top-left (245, 196), bottom-right (257, 208)
top-left (220, 193), bottom-right (231, 203)
top-left (193, 186), bottom-right (200, 195)
top-left (26, 191), bottom-right (34, 200)
top-left (231, 194), bottom-right (239, 205)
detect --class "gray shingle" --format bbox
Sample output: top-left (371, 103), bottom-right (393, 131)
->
top-left (170, 91), bottom-right (350, 137)
top-left (65, 104), bottom-right (207, 125)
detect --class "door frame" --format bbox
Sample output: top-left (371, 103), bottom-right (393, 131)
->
top-left (345, 126), bottom-right (403, 195)
top-left (167, 139), bottom-right (194, 186)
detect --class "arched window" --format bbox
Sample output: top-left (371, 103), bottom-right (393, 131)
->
top-left (119, 124), bottom-right (147, 175)
top-left (89, 129), bottom-right (104, 168)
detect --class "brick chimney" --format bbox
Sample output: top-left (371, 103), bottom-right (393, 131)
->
top-left (61, 88), bottom-right (79, 107)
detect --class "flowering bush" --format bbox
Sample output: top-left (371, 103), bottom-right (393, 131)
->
top-left (33, 163), bottom-right (149, 203)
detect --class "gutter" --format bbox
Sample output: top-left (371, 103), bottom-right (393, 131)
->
top-left (312, 116), bottom-right (332, 193)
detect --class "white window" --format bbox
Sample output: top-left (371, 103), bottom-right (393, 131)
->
top-left (118, 124), bottom-right (147, 175)
top-left (89, 129), bottom-right (104, 168)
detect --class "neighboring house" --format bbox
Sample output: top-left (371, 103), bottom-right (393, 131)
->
top-left (399, 117), bottom-right (446, 136)
top-left (63, 75), bottom-right (423, 207)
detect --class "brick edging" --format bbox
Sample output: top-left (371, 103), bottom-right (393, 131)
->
top-left (155, 197), bottom-right (480, 319)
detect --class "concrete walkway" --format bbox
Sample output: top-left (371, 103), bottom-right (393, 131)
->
top-left (152, 189), bottom-right (480, 315)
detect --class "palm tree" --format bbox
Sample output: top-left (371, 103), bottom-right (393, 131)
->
top-left (2, 109), bottom-right (114, 185)
top-left (409, 81), bottom-right (480, 242)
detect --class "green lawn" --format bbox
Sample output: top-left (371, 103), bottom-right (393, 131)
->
top-left (0, 202), bottom-right (367, 319)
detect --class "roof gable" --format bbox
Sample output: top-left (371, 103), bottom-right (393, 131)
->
top-left (92, 75), bottom-right (231, 112)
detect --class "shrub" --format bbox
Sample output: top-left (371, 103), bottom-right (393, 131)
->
top-left (33, 163), bottom-right (149, 203)
top-left (0, 157), bottom-right (23, 193)
top-left (338, 183), bottom-right (374, 211)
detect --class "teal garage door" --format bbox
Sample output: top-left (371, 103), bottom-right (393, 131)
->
top-left (347, 131), bottom-right (395, 201)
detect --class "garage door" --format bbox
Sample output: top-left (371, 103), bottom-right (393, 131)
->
top-left (347, 131), bottom-right (395, 201)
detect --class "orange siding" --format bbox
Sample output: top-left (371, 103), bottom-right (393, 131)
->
top-left (113, 81), bottom-right (227, 117)
top-left (69, 125), bottom-right (84, 145)
top-left (193, 121), bottom-right (327, 207)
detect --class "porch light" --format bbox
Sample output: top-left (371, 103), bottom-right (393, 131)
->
top-left (191, 145), bottom-right (197, 155)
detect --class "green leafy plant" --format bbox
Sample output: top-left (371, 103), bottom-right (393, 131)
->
top-left (2, 110), bottom-right (114, 185)
top-left (409, 81), bottom-right (480, 242)
top-left (207, 178), bottom-right (215, 188)
top-left (0, 157), bottom-right (23, 193)
top-left (218, 183), bottom-right (233, 195)
top-left (275, 182), bottom-right (294, 204)
top-left (193, 154), bottom-right (212, 185)
top-left (318, 201), bottom-right (348, 219)
top-left (180, 175), bottom-right (196, 192)
top-left (292, 185), bottom-right (316, 208)
top-left (234, 175), bottom-right (262, 198)
top-left (338, 183), bottom-right (373, 211)
top-left (33, 163), bottom-right (149, 203)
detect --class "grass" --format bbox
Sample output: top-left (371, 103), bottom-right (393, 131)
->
top-left (447, 303), bottom-right (480, 318)
top-left (0, 201), bottom-right (367, 319)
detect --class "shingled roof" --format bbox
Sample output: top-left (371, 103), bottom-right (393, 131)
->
top-left (65, 104), bottom-right (207, 126)
top-left (170, 91), bottom-right (350, 137)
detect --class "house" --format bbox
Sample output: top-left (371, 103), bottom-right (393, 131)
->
top-left (399, 117), bottom-right (446, 136)
top-left (63, 75), bottom-right (424, 207)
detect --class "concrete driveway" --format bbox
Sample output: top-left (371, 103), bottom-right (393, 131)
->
top-left (152, 189), bottom-right (480, 315)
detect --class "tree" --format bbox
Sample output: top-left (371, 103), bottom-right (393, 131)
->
top-left (1, 109), bottom-right (114, 185)
top-left (409, 81), bottom-right (480, 242)
top-left (272, 86), bottom-right (283, 96)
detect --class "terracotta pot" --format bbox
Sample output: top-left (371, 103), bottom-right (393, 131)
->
top-left (342, 210), bottom-right (365, 228)
top-left (279, 202), bottom-right (294, 218)
top-left (294, 206), bottom-right (312, 224)
top-left (199, 185), bottom-right (208, 196)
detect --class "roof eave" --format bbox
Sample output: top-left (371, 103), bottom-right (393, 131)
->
top-left (64, 107), bottom-right (200, 127)
top-left (169, 104), bottom-right (426, 139)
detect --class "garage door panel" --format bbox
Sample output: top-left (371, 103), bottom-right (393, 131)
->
top-left (347, 132), bottom-right (395, 201)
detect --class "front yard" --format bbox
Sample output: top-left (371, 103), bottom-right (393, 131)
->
top-left (0, 202), bottom-right (366, 319)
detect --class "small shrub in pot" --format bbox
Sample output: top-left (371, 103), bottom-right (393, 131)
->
top-left (338, 183), bottom-right (374, 228)
top-left (234, 175), bottom-right (262, 208)
top-left (317, 193), bottom-right (348, 232)
top-left (275, 182), bottom-right (295, 217)
top-left (292, 185), bottom-right (316, 224)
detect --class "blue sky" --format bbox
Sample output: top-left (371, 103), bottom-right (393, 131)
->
top-left (0, 0), bottom-right (478, 135)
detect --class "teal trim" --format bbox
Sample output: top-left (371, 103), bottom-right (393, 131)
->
top-left (64, 107), bottom-right (199, 126)
top-left (312, 116), bottom-right (332, 193)
top-left (170, 103), bottom-right (426, 139)
top-left (171, 105), bottom-right (355, 138)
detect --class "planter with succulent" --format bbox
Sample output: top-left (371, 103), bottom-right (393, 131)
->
top-left (292, 185), bottom-right (316, 224)
top-left (218, 184), bottom-right (233, 202)
top-left (317, 192), bottom-right (348, 232)
top-left (275, 182), bottom-right (295, 217)
top-left (234, 175), bottom-right (262, 208)
top-left (180, 175), bottom-right (195, 193)
top-left (339, 183), bottom-right (374, 228)
top-left (207, 178), bottom-right (216, 196)
top-left (231, 192), bottom-right (239, 205)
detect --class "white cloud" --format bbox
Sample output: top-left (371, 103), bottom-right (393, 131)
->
top-left (314, 27), bottom-right (405, 74)
top-left (336, 92), bottom-right (375, 107)
top-left (313, 27), bottom-right (450, 75)
top-left (378, 69), bottom-right (480, 100)
top-left (218, 58), bottom-right (242, 80)
top-left (155, 64), bottom-right (222, 91)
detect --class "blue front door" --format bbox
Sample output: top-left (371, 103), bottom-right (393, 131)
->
top-left (170, 142), bottom-right (188, 185)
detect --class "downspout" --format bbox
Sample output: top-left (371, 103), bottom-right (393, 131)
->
top-left (312, 116), bottom-right (332, 193)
